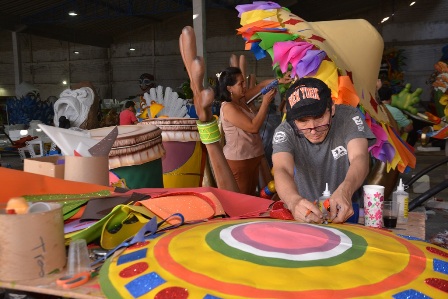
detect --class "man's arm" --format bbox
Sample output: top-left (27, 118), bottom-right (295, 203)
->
top-left (223, 89), bottom-right (276, 133)
top-left (330, 138), bottom-right (370, 223)
top-left (272, 152), bottom-right (323, 223)
top-left (396, 111), bottom-right (413, 133)
top-left (244, 72), bottom-right (292, 102)
top-left (131, 113), bottom-right (138, 124)
top-left (402, 121), bottom-right (413, 133)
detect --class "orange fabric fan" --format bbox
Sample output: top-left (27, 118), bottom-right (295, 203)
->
top-left (335, 75), bottom-right (360, 107)
top-left (137, 191), bottom-right (225, 225)
top-left (386, 125), bottom-right (416, 172)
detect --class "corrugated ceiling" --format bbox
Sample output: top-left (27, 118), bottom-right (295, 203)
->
top-left (0, 0), bottom-right (431, 48)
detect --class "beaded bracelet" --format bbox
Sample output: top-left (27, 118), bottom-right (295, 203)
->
top-left (196, 116), bottom-right (221, 144)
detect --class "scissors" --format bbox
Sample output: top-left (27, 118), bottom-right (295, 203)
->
top-left (56, 271), bottom-right (91, 289)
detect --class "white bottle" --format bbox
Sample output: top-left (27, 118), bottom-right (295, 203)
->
top-left (319, 183), bottom-right (331, 220)
top-left (393, 179), bottom-right (409, 224)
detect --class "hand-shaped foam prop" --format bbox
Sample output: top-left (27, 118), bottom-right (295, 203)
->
top-left (179, 26), bottom-right (239, 192)
top-left (142, 86), bottom-right (188, 118)
top-left (391, 83), bottom-right (422, 115)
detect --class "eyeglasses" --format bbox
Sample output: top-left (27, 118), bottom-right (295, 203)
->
top-left (139, 79), bottom-right (152, 85)
top-left (296, 123), bottom-right (331, 135)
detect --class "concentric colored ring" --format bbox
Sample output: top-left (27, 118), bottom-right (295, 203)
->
top-left (154, 220), bottom-right (426, 297)
top-left (206, 222), bottom-right (365, 267)
top-left (101, 219), bottom-right (442, 299)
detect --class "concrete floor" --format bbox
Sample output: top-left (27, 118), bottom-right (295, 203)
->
top-left (1, 140), bottom-right (447, 242)
top-left (401, 146), bottom-right (448, 242)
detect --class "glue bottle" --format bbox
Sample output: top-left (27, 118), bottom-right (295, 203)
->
top-left (393, 179), bottom-right (409, 224)
top-left (319, 183), bottom-right (331, 220)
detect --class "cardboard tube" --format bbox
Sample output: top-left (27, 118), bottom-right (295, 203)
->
top-left (64, 156), bottom-right (109, 186)
top-left (0, 203), bottom-right (66, 281)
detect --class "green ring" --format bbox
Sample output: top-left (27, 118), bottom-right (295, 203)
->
top-left (196, 117), bottom-right (221, 144)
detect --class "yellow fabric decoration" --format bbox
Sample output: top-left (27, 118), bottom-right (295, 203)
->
top-left (240, 10), bottom-right (277, 26)
top-left (310, 60), bottom-right (339, 99)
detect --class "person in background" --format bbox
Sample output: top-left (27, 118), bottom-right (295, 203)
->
top-left (139, 73), bottom-right (156, 95)
top-left (101, 108), bottom-right (119, 127)
top-left (119, 101), bottom-right (138, 125)
top-left (272, 77), bottom-right (376, 223)
top-left (378, 85), bottom-right (413, 134)
top-left (214, 67), bottom-right (292, 195)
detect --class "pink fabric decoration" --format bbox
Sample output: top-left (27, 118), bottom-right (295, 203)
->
top-left (235, 1), bottom-right (282, 17)
top-left (273, 41), bottom-right (314, 77)
top-left (368, 122), bottom-right (395, 163)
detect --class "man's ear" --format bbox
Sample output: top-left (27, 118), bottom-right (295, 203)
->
top-left (331, 102), bottom-right (336, 116)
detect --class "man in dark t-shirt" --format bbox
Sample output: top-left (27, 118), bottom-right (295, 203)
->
top-left (272, 78), bottom-right (376, 224)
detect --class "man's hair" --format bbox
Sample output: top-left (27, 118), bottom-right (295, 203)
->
top-left (125, 101), bottom-right (135, 108)
top-left (378, 86), bottom-right (393, 102)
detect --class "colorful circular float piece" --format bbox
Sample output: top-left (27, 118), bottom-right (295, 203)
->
top-left (99, 219), bottom-right (448, 298)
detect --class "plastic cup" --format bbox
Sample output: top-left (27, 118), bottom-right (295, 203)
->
top-left (28, 202), bottom-right (52, 213)
top-left (363, 185), bottom-right (385, 228)
top-left (383, 201), bottom-right (399, 228)
top-left (66, 239), bottom-right (91, 275)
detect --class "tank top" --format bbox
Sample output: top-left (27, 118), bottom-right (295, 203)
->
top-left (220, 101), bottom-right (264, 160)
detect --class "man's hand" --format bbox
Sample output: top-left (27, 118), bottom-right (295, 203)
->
top-left (326, 137), bottom-right (369, 223)
top-left (328, 188), bottom-right (354, 223)
top-left (288, 197), bottom-right (323, 223)
top-left (278, 71), bottom-right (293, 85)
top-left (273, 152), bottom-right (323, 224)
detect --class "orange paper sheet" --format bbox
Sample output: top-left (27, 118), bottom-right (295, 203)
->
top-left (0, 168), bottom-right (113, 203)
top-left (237, 20), bottom-right (281, 35)
top-left (336, 75), bottom-right (360, 107)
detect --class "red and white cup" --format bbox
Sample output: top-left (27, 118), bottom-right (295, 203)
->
top-left (363, 185), bottom-right (385, 228)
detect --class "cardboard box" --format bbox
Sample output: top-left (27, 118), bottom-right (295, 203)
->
top-left (24, 156), bottom-right (65, 179)
top-left (24, 156), bottom-right (110, 186)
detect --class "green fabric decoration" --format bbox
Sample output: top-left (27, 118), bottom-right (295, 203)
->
top-left (24, 190), bottom-right (111, 220)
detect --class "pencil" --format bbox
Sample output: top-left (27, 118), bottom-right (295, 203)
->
top-left (305, 200), bottom-right (318, 217)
